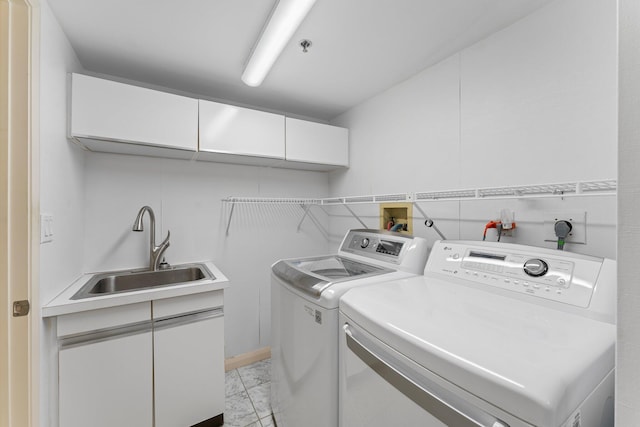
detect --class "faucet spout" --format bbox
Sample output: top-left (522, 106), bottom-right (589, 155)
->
top-left (132, 206), bottom-right (171, 271)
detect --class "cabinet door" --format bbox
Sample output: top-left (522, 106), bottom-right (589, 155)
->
top-left (154, 312), bottom-right (225, 427)
top-left (70, 73), bottom-right (198, 157)
top-left (198, 99), bottom-right (285, 164)
top-left (285, 117), bottom-right (349, 168)
top-left (59, 330), bottom-right (153, 427)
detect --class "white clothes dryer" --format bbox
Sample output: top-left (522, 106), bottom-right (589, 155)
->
top-left (270, 229), bottom-right (429, 427)
top-left (339, 240), bottom-right (616, 427)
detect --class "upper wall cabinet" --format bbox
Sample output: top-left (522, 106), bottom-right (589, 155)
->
top-left (69, 74), bottom-right (199, 159)
top-left (197, 100), bottom-right (285, 166)
top-left (68, 73), bottom-right (349, 170)
top-left (284, 118), bottom-right (348, 171)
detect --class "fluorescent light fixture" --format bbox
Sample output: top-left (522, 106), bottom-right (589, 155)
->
top-left (241, 0), bottom-right (317, 87)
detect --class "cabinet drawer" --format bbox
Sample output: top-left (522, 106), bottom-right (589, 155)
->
top-left (57, 302), bottom-right (151, 338)
top-left (152, 290), bottom-right (223, 319)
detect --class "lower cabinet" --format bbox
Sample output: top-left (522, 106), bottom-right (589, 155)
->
top-left (59, 328), bottom-right (153, 427)
top-left (154, 305), bottom-right (225, 427)
top-left (56, 291), bottom-right (224, 427)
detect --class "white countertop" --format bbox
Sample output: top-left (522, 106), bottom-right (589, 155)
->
top-left (42, 261), bottom-right (229, 317)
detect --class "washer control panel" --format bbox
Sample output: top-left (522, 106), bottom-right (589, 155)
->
top-left (345, 232), bottom-right (405, 260)
top-left (338, 229), bottom-right (429, 275)
top-left (426, 241), bottom-right (604, 308)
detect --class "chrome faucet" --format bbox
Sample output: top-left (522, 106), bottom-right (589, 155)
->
top-left (132, 206), bottom-right (170, 271)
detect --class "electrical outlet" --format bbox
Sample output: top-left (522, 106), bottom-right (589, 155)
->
top-left (543, 211), bottom-right (586, 245)
top-left (40, 214), bottom-right (54, 243)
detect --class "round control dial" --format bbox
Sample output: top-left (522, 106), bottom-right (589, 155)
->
top-left (523, 259), bottom-right (549, 277)
top-left (360, 238), bottom-right (370, 248)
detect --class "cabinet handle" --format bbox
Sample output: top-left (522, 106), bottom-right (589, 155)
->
top-left (59, 320), bottom-right (152, 349)
top-left (343, 323), bottom-right (509, 427)
top-left (153, 307), bottom-right (223, 331)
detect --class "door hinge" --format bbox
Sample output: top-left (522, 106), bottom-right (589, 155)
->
top-left (13, 300), bottom-right (30, 317)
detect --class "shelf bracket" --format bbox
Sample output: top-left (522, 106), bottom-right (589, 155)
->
top-left (413, 202), bottom-right (446, 240)
top-left (297, 204), bottom-right (313, 232)
top-left (225, 200), bottom-right (236, 236)
top-left (297, 204), bottom-right (329, 239)
top-left (343, 203), bottom-right (369, 229)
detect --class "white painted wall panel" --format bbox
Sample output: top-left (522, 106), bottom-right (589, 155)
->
top-left (330, 55), bottom-right (461, 197)
top-left (331, 0), bottom-right (617, 260)
top-left (459, 0), bottom-right (617, 187)
top-left (617, 0), bottom-right (640, 422)
top-left (39, 1), bottom-right (86, 426)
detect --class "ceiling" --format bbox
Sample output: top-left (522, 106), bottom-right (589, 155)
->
top-left (47, 0), bottom-right (553, 121)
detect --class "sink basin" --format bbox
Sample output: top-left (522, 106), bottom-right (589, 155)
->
top-left (71, 264), bottom-right (215, 300)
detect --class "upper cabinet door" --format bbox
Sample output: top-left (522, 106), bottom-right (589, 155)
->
top-left (198, 100), bottom-right (285, 165)
top-left (70, 74), bottom-right (198, 158)
top-left (285, 118), bottom-right (349, 170)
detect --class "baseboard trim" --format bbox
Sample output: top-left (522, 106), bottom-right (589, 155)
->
top-left (225, 346), bottom-right (271, 371)
top-left (191, 413), bottom-right (223, 427)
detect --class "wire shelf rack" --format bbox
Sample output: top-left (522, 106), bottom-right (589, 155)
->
top-left (222, 179), bottom-right (617, 235)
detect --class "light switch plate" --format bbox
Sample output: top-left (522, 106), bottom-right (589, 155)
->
top-left (40, 214), bottom-right (53, 243)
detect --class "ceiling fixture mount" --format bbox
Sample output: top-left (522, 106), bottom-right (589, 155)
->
top-left (241, 0), bottom-right (317, 87)
top-left (300, 39), bottom-right (312, 53)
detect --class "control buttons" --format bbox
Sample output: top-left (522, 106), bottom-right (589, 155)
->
top-left (557, 278), bottom-right (566, 286)
top-left (360, 238), bottom-right (370, 249)
top-left (452, 253), bottom-right (460, 260)
top-left (523, 259), bottom-right (549, 277)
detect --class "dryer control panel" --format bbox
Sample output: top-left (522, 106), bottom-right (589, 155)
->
top-left (426, 241), bottom-right (605, 308)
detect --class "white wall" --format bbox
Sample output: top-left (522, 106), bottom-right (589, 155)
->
top-left (82, 154), bottom-right (330, 355)
top-left (617, 0), bottom-right (640, 422)
top-left (39, 1), bottom-right (85, 426)
top-left (330, 0), bottom-right (617, 260)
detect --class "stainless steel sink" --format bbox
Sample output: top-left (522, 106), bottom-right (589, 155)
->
top-left (71, 263), bottom-right (215, 300)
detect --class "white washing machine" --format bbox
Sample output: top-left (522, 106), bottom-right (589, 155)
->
top-left (270, 229), bottom-right (429, 427)
top-left (339, 240), bottom-right (616, 427)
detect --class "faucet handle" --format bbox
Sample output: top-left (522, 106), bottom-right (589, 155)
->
top-left (161, 230), bottom-right (171, 247)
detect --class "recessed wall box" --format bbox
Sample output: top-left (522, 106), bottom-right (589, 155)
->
top-left (380, 202), bottom-right (413, 234)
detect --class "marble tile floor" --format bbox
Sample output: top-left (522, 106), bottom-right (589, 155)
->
top-left (224, 359), bottom-right (274, 427)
